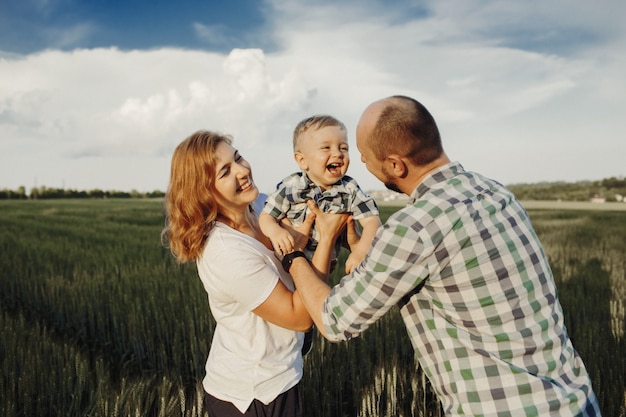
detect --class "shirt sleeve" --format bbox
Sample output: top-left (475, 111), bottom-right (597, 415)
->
top-left (199, 238), bottom-right (280, 311)
top-left (321, 210), bottom-right (430, 341)
top-left (262, 180), bottom-right (292, 221)
top-left (344, 177), bottom-right (379, 220)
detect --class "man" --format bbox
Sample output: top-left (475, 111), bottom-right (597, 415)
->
top-left (285, 95), bottom-right (601, 416)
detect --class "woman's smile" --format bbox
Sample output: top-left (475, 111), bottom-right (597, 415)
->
top-left (238, 178), bottom-right (254, 193)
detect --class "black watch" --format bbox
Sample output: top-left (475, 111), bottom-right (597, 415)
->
top-left (281, 250), bottom-right (306, 273)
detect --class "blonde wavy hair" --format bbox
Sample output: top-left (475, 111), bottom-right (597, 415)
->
top-left (292, 114), bottom-right (346, 152)
top-left (162, 130), bottom-right (233, 263)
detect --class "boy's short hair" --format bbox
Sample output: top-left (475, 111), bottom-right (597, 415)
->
top-left (293, 115), bottom-right (346, 151)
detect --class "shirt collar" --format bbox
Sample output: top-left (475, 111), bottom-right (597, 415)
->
top-left (408, 161), bottom-right (464, 204)
top-left (299, 171), bottom-right (348, 196)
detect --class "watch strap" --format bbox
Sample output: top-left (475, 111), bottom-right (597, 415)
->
top-left (281, 250), bottom-right (306, 273)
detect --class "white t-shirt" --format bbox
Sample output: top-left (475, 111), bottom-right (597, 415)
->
top-left (197, 221), bottom-right (304, 413)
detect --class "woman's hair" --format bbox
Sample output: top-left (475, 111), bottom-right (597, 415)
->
top-left (370, 95), bottom-right (443, 165)
top-left (292, 114), bottom-right (346, 152)
top-left (162, 130), bottom-right (232, 263)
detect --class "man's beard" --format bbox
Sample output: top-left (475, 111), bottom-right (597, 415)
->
top-left (382, 166), bottom-right (402, 194)
top-left (384, 181), bottom-right (401, 193)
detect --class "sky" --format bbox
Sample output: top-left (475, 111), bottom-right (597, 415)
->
top-left (1, 0), bottom-right (624, 194)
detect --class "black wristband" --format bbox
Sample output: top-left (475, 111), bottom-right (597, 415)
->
top-left (281, 250), bottom-right (306, 273)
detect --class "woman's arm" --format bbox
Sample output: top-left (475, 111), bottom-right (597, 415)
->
top-left (251, 209), bottom-right (318, 331)
top-left (252, 280), bottom-right (313, 331)
top-left (254, 202), bottom-right (349, 332)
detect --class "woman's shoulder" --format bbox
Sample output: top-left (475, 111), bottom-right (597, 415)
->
top-left (206, 223), bottom-right (255, 247)
top-left (203, 223), bottom-right (270, 260)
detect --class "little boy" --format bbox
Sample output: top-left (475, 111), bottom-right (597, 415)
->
top-left (260, 115), bottom-right (381, 275)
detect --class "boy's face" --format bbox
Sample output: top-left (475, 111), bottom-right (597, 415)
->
top-left (295, 125), bottom-right (350, 190)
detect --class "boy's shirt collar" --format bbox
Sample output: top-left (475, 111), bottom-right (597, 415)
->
top-left (298, 171), bottom-right (349, 197)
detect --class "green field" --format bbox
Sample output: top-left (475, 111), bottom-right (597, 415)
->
top-left (1, 200), bottom-right (624, 416)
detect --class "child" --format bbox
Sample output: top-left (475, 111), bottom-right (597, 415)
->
top-left (260, 115), bottom-right (381, 275)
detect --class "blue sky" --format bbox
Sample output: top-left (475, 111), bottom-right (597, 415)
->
top-left (1, 0), bottom-right (271, 53)
top-left (1, 0), bottom-right (624, 193)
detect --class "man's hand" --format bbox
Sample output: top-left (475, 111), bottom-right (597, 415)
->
top-left (306, 200), bottom-right (350, 243)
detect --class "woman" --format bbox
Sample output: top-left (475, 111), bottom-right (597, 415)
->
top-left (162, 130), bottom-right (347, 416)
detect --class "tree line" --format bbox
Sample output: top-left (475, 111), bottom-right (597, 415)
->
top-left (1, 176), bottom-right (625, 201)
top-left (506, 176), bottom-right (626, 202)
top-left (0, 185), bottom-right (165, 200)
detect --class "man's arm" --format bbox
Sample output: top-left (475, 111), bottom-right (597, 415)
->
top-left (289, 247), bottom-right (333, 338)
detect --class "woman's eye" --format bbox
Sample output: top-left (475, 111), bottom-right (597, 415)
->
top-left (218, 166), bottom-right (230, 178)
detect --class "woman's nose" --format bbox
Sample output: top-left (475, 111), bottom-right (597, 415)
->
top-left (234, 162), bottom-right (251, 176)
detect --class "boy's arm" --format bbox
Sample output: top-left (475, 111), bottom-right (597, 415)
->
top-left (344, 215), bottom-right (382, 274)
top-left (259, 211), bottom-right (295, 254)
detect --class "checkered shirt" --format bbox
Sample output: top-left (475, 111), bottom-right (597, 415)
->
top-left (263, 172), bottom-right (379, 256)
top-left (321, 162), bottom-right (600, 416)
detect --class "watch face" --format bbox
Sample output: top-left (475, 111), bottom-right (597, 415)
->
top-left (282, 251), bottom-right (305, 272)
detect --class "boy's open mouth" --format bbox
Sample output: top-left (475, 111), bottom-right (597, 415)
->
top-left (326, 163), bottom-right (342, 175)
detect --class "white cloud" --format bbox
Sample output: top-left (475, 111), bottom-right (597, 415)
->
top-left (1, 0), bottom-right (625, 193)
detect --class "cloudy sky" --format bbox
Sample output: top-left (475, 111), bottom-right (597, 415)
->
top-left (1, 0), bottom-right (624, 194)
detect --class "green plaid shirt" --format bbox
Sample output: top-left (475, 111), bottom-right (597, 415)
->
top-left (322, 162), bottom-right (600, 416)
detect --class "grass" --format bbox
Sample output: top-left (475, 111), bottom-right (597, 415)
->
top-left (0, 199), bottom-right (624, 416)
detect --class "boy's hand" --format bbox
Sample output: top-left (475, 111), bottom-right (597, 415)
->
top-left (345, 254), bottom-right (358, 274)
top-left (269, 228), bottom-right (295, 255)
top-left (344, 247), bottom-right (366, 274)
top-left (344, 216), bottom-right (361, 252)
top-left (279, 209), bottom-right (316, 254)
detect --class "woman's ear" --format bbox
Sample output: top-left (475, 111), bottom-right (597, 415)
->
top-left (294, 152), bottom-right (308, 171)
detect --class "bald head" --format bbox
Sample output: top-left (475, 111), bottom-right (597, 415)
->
top-left (357, 95), bottom-right (443, 165)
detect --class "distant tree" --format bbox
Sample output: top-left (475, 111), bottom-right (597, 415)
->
top-left (2, 176), bottom-right (619, 201)
top-left (601, 177), bottom-right (626, 189)
top-left (146, 190), bottom-right (165, 198)
top-left (0, 187), bottom-right (27, 199)
top-left (89, 189), bottom-right (106, 198)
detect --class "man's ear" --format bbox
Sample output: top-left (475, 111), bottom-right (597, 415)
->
top-left (294, 152), bottom-right (308, 171)
top-left (386, 155), bottom-right (408, 178)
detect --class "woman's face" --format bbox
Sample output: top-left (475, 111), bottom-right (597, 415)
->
top-left (213, 141), bottom-right (259, 214)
